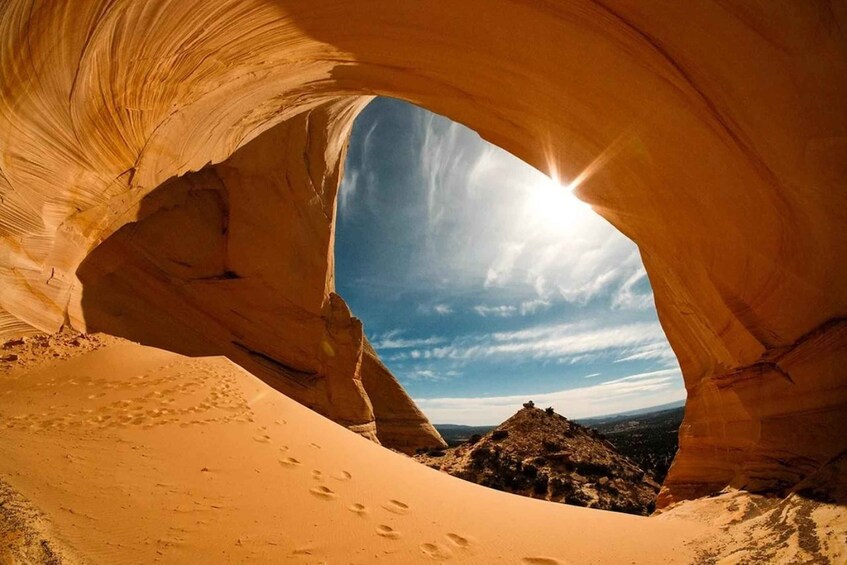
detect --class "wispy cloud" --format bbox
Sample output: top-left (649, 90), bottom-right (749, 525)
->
top-left (419, 114), bottom-right (469, 233)
top-left (519, 299), bottom-right (551, 316)
top-left (404, 368), bottom-right (462, 382)
top-left (342, 100), bottom-right (650, 313)
top-left (473, 305), bottom-right (518, 317)
top-left (372, 333), bottom-right (448, 350)
top-left (415, 369), bottom-right (685, 424)
top-left (417, 303), bottom-right (454, 315)
top-left (614, 341), bottom-right (677, 364)
top-left (338, 120), bottom-right (380, 217)
top-left (431, 321), bottom-right (670, 363)
top-left (612, 268), bottom-right (654, 310)
top-left (376, 320), bottom-right (675, 367)
top-left (336, 99), bottom-right (678, 420)
top-left (484, 243), bottom-right (525, 289)
top-left (338, 168), bottom-right (359, 216)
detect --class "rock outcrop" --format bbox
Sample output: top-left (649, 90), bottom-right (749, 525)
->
top-left (416, 406), bottom-right (659, 515)
top-left (71, 110), bottom-right (444, 452)
top-left (0, 1), bottom-right (845, 499)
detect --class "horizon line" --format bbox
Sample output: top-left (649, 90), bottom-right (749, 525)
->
top-left (431, 397), bottom-right (685, 427)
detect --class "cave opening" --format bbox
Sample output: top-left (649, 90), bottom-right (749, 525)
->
top-left (2, 3), bottom-right (845, 560)
top-left (334, 97), bottom-right (686, 504)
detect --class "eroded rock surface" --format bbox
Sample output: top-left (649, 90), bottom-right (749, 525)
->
top-left (71, 110), bottom-right (443, 452)
top-left (0, 1), bottom-right (845, 497)
top-left (662, 485), bottom-right (847, 564)
top-left (416, 406), bottom-right (660, 515)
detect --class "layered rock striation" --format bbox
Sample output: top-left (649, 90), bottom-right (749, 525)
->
top-left (0, 1), bottom-right (845, 498)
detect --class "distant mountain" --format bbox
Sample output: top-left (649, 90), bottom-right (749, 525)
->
top-left (417, 404), bottom-right (660, 515)
top-left (434, 399), bottom-right (686, 430)
top-left (577, 399), bottom-right (685, 425)
top-left (580, 406), bottom-right (684, 483)
top-left (433, 424), bottom-right (497, 447)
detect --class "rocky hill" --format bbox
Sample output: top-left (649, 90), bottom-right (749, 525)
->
top-left (416, 403), bottom-right (659, 515)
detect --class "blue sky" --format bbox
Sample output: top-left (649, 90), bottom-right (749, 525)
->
top-left (335, 98), bottom-right (685, 425)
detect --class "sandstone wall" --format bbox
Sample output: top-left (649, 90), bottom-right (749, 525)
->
top-left (1, 1), bottom-right (844, 499)
top-left (71, 102), bottom-right (445, 452)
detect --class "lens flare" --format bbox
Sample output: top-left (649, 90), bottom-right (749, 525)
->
top-left (523, 174), bottom-right (592, 236)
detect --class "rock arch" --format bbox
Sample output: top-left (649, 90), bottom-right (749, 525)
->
top-left (1, 1), bottom-right (845, 504)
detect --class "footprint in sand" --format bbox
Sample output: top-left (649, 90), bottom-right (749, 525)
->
top-left (331, 470), bottom-right (352, 481)
top-left (253, 434), bottom-right (271, 443)
top-left (445, 533), bottom-right (471, 548)
top-left (348, 503), bottom-right (368, 515)
top-left (420, 542), bottom-right (453, 560)
top-left (382, 499), bottom-right (410, 515)
top-left (521, 558), bottom-right (563, 565)
top-left (279, 457), bottom-right (301, 468)
top-left (375, 525), bottom-right (400, 540)
top-left (312, 470), bottom-right (323, 481)
top-left (309, 485), bottom-right (337, 500)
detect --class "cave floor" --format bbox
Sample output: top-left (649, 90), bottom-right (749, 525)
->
top-left (0, 337), bottom-right (843, 564)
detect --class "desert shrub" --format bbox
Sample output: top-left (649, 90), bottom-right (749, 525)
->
top-left (509, 458), bottom-right (523, 474)
top-left (542, 439), bottom-right (561, 452)
top-left (545, 406), bottom-right (555, 415)
top-left (521, 463), bottom-right (538, 478)
top-left (491, 429), bottom-right (509, 441)
top-left (574, 460), bottom-right (610, 476)
top-left (467, 433), bottom-right (482, 445)
top-left (565, 490), bottom-right (591, 506)
top-left (470, 447), bottom-right (493, 466)
top-left (533, 474), bottom-right (549, 495)
top-left (480, 476), bottom-right (505, 491)
top-left (548, 477), bottom-right (573, 498)
top-left (471, 446), bottom-right (489, 459)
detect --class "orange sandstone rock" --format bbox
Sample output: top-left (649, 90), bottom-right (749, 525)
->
top-left (0, 1), bottom-right (844, 496)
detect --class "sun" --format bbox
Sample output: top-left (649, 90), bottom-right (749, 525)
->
top-left (523, 174), bottom-right (593, 236)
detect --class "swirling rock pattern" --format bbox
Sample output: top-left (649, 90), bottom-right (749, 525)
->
top-left (0, 1), bottom-right (845, 499)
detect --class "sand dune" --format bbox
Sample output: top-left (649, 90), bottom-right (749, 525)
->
top-left (0, 338), bottom-right (714, 564)
top-left (2, 337), bottom-right (845, 563)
